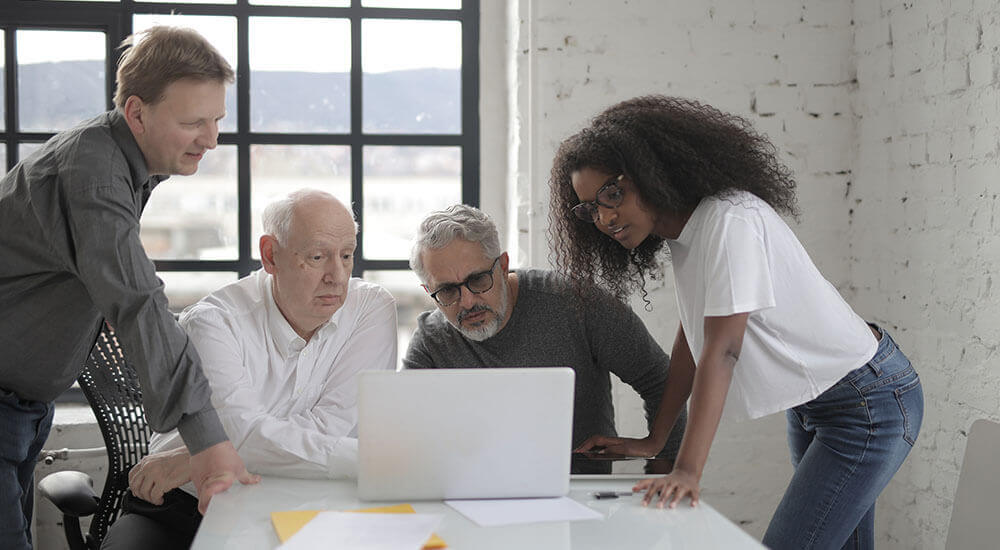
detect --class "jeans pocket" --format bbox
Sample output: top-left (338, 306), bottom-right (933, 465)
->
top-left (894, 376), bottom-right (924, 446)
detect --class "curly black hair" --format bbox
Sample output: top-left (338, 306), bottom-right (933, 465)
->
top-left (549, 95), bottom-right (799, 302)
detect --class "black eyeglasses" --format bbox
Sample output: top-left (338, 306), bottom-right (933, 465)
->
top-left (571, 174), bottom-right (625, 222)
top-left (427, 257), bottom-right (501, 307)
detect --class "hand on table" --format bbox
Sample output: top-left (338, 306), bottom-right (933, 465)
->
top-left (633, 469), bottom-right (701, 509)
top-left (129, 446), bottom-right (192, 505)
top-left (189, 440), bottom-right (260, 515)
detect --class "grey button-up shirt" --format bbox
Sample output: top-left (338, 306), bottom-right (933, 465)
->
top-left (0, 110), bottom-right (226, 454)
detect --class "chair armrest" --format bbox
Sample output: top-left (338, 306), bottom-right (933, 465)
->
top-left (38, 471), bottom-right (100, 517)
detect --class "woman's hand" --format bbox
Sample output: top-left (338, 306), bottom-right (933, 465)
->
top-left (633, 469), bottom-right (701, 508)
top-left (574, 435), bottom-right (661, 458)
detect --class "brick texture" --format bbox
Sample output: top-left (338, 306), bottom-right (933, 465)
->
top-left (514, 0), bottom-right (998, 546)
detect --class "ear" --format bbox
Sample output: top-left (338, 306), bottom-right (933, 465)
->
top-left (499, 251), bottom-right (510, 274)
top-left (122, 95), bottom-right (147, 136)
top-left (260, 235), bottom-right (278, 274)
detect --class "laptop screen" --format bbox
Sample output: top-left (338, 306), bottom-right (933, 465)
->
top-left (358, 367), bottom-right (576, 500)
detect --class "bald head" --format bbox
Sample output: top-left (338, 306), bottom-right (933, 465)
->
top-left (260, 189), bottom-right (358, 340)
top-left (262, 189), bottom-right (357, 247)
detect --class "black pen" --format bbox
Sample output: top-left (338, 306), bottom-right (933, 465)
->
top-left (592, 491), bottom-right (634, 500)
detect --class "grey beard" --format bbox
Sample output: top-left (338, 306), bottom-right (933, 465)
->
top-left (453, 279), bottom-right (510, 342)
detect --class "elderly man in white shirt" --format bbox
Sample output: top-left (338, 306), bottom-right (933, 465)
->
top-left (101, 189), bottom-right (397, 550)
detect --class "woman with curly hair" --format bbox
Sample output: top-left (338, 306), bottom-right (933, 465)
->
top-left (550, 95), bottom-right (922, 549)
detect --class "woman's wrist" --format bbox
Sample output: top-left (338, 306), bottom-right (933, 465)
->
top-left (672, 459), bottom-right (704, 480)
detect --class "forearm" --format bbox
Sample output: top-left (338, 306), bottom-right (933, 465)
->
top-left (644, 363), bottom-right (694, 449)
top-left (672, 353), bottom-right (734, 476)
top-left (642, 325), bottom-right (696, 448)
top-left (236, 425), bottom-right (357, 478)
top-left (66, 182), bottom-right (224, 450)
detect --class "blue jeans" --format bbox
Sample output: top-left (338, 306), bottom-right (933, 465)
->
top-left (0, 388), bottom-right (55, 550)
top-left (762, 326), bottom-right (923, 550)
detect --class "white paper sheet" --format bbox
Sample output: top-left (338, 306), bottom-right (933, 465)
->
top-left (445, 497), bottom-right (603, 527)
top-left (277, 511), bottom-right (443, 550)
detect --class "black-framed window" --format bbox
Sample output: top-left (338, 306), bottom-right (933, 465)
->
top-left (1, 0), bottom-right (480, 398)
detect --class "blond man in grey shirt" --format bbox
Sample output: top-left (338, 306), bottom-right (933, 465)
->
top-left (0, 27), bottom-right (256, 549)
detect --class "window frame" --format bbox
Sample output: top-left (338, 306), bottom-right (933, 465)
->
top-left (1, 0), bottom-right (480, 402)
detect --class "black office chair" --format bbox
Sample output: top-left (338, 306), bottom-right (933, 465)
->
top-left (38, 323), bottom-right (152, 550)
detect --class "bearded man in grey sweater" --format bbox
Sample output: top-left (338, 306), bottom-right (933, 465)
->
top-left (403, 205), bottom-right (686, 467)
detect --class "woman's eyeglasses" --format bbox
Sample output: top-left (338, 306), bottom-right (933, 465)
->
top-left (571, 175), bottom-right (625, 223)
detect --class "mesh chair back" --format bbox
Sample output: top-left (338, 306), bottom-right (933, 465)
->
top-left (76, 323), bottom-right (151, 546)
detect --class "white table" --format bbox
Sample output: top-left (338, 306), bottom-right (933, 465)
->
top-left (191, 476), bottom-right (764, 549)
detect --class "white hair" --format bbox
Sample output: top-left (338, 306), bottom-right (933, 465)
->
top-left (410, 204), bottom-right (502, 283)
top-left (261, 189), bottom-right (357, 245)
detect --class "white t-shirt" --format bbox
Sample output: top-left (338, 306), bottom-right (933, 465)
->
top-left (150, 269), bottom-right (398, 494)
top-left (666, 191), bottom-right (877, 420)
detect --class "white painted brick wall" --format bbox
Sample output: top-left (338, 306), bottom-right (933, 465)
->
top-left (513, 0), bottom-right (1000, 547)
top-left (851, 2), bottom-right (1000, 548)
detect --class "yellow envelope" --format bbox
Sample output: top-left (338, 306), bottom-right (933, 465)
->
top-left (271, 504), bottom-right (447, 549)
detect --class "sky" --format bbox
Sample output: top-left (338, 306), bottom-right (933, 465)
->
top-left (10, 8), bottom-right (462, 74)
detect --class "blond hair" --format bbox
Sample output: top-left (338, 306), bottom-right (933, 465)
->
top-left (114, 26), bottom-right (234, 110)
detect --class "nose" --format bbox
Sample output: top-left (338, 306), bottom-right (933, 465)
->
top-left (596, 204), bottom-right (618, 227)
top-left (458, 285), bottom-right (478, 309)
top-left (323, 257), bottom-right (348, 284)
top-left (198, 119), bottom-right (219, 150)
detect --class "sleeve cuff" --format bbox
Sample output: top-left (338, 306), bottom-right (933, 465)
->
top-left (176, 407), bottom-right (229, 455)
top-left (326, 437), bottom-right (359, 479)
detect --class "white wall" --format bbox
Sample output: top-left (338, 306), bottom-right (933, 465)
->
top-left (851, 1), bottom-right (1000, 547)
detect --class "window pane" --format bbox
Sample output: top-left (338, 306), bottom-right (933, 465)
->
top-left (250, 17), bottom-right (350, 133)
top-left (133, 15), bottom-right (238, 133)
top-left (363, 269), bottom-right (427, 370)
top-left (17, 30), bottom-right (105, 132)
top-left (18, 143), bottom-right (43, 162)
top-left (363, 146), bottom-right (461, 259)
top-left (159, 272), bottom-right (238, 313)
top-left (363, 0), bottom-right (460, 7)
top-left (0, 146), bottom-right (6, 174)
top-left (251, 0), bottom-right (348, 6)
top-left (250, 145), bottom-right (351, 259)
top-left (141, 145), bottom-right (238, 260)
top-left (363, 19), bottom-right (461, 135)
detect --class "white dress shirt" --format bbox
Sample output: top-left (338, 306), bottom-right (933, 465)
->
top-left (150, 269), bottom-right (397, 485)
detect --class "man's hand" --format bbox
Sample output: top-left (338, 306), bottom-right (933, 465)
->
top-left (632, 468), bottom-right (701, 509)
top-left (573, 435), bottom-right (661, 458)
top-left (188, 441), bottom-right (260, 515)
top-left (129, 446), bottom-right (192, 505)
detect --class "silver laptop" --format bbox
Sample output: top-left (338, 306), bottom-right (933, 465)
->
top-left (357, 367), bottom-right (575, 501)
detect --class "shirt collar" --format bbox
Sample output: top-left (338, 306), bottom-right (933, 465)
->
top-left (264, 273), bottom-right (343, 355)
top-left (108, 109), bottom-right (168, 194)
